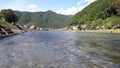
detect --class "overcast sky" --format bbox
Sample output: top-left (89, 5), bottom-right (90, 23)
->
top-left (0, 0), bottom-right (96, 15)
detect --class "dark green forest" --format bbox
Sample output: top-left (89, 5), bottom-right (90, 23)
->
top-left (14, 10), bottom-right (71, 28)
top-left (69, 0), bottom-right (120, 29)
top-left (0, 9), bottom-right (18, 29)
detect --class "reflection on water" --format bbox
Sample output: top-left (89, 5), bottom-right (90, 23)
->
top-left (0, 31), bottom-right (120, 68)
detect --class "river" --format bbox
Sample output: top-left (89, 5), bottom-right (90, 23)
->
top-left (0, 31), bottom-right (120, 68)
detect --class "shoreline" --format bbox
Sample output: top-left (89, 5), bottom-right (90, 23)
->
top-left (71, 29), bottom-right (120, 34)
top-left (0, 29), bottom-right (23, 39)
top-left (0, 29), bottom-right (120, 39)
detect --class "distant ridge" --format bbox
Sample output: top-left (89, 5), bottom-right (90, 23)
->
top-left (14, 10), bottom-right (71, 28)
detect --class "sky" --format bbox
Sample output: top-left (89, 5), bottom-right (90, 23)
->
top-left (0, 0), bottom-right (96, 15)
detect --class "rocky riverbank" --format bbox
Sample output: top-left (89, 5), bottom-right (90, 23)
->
top-left (0, 27), bottom-right (23, 38)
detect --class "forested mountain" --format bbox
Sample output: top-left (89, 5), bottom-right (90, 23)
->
top-left (14, 10), bottom-right (71, 28)
top-left (69, 0), bottom-right (120, 29)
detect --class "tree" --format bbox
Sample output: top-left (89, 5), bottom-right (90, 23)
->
top-left (0, 9), bottom-right (18, 23)
top-left (0, 13), bottom-right (3, 19)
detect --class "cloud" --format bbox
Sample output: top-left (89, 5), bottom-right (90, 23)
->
top-left (85, 0), bottom-right (96, 2)
top-left (78, 5), bottom-right (86, 11)
top-left (27, 4), bottom-right (39, 12)
top-left (57, 0), bottom-right (96, 15)
top-left (77, 2), bottom-right (80, 6)
top-left (3, 0), bottom-right (40, 12)
top-left (57, 7), bottom-right (77, 15)
top-left (3, 0), bottom-right (26, 11)
top-left (84, 0), bottom-right (96, 5)
top-left (57, 6), bottom-right (85, 15)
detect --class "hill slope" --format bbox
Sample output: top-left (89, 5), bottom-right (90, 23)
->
top-left (70, 0), bottom-right (120, 29)
top-left (14, 10), bottom-right (71, 28)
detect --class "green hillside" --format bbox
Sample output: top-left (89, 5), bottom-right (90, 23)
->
top-left (0, 20), bottom-right (18, 29)
top-left (69, 0), bottom-right (120, 29)
top-left (14, 10), bottom-right (71, 28)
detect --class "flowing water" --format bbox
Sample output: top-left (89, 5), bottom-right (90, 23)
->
top-left (0, 31), bottom-right (120, 68)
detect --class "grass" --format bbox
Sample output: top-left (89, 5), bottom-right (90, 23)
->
top-left (75, 29), bottom-right (120, 34)
top-left (0, 20), bottom-right (18, 29)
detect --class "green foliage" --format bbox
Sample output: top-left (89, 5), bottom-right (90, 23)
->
top-left (0, 9), bottom-right (18, 23)
top-left (90, 19), bottom-right (104, 29)
top-left (0, 20), bottom-right (18, 29)
top-left (105, 16), bottom-right (120, 27)
top-left (69, 0), bottom-right (120, 29)
top-left (14, 11), bottom-right (23, 21)
top-left (18, 12), bottom-right (31, 25)
top-left (0, 13), bottom-right (3, 19)
top-left (15, 10), bottom-right (71, 28)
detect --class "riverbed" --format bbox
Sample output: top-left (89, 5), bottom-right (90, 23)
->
top-left (0, 31), bottom-right (120, 68)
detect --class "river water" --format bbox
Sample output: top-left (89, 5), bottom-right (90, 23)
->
top-left (0, 31), bottom-right (120, 68)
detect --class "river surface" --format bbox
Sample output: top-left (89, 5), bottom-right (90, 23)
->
top-left (0, 31), bottom-right (120, 68)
